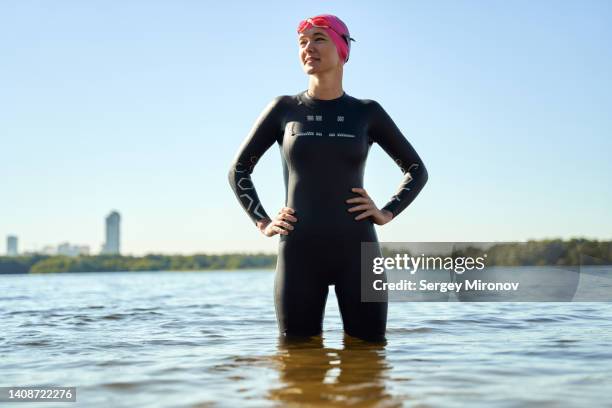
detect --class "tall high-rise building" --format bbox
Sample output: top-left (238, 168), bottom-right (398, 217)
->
top-left (102, 211), bottom-right (121, 255)
top-left (6, 235), bottom-right (18, 256)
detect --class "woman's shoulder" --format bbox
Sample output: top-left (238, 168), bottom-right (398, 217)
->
top-left (256, 95), bottom-right (294, 117)
top-left (349, 95), bottom-right (383, 109)
top-left (331, 94), bottom-right (382, 113)
top-left (267, 94), bottom-right (294, 107)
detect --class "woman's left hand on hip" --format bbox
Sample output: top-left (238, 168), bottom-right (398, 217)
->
top-left (346, 187), bottom-right (393, 226)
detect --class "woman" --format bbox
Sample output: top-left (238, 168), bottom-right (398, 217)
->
top-left (228, 14), bottom-right (428, 342)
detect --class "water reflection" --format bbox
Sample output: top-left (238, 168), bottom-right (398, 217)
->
top-left (268, 334), bottom-right (404, 407)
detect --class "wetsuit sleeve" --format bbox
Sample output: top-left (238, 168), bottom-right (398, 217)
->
top-left (228, 96), bottom-right (285, 226)
top-left (368, 101), bottom-right (429, 219)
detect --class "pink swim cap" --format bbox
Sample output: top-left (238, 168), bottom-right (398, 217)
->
top-left (297, 14), bottom-right (355, 63)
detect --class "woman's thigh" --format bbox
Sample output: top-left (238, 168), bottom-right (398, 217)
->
top-left (274, 239), bottom-right (331, 336)
top-left (333, 238), bottom-right (388, 342)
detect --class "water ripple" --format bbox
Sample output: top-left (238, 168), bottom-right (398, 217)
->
top-left (1, 270), bottom-right (611, 408)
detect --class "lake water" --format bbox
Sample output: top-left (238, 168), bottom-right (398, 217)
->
top-left (1, 270), bottom-right (612, 407)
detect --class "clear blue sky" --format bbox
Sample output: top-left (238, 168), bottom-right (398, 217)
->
top-left (1, 0), bottom-right (610, 255)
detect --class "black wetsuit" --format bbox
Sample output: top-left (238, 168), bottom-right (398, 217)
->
top-left (228, 91), bottom-right (428, 341)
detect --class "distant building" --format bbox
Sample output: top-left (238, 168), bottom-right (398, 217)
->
top-left (41, 245), bottom-right (57, 255)
top-left (6, 235), bottom-right (18, 256)
top-left (102, 211), bottom-right (121, 255)
top-left (57, 242), bottom-right (90, 257)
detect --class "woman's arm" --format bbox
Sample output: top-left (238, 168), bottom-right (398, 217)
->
top-left (367, 100), bottom-right (429, 219)
top-left (228, 96), bottom-right (286, 226)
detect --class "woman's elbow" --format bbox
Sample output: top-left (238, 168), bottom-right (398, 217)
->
top-left (419, 164), bottom-right (429, 187)
top-left (228, 163), bottom-right (237, 187)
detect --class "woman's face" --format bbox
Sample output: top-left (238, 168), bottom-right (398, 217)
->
top-left (298, 27), bottom-right (341, 75)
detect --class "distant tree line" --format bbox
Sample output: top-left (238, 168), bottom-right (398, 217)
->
top-left (381, 238), bottom-right (612, 266)
top-left (0, 253), bottom-right (276, 274)
top-left (456, 239), bottom-right (611, 266)
top-left (1, 239), bottom-right (610, 274)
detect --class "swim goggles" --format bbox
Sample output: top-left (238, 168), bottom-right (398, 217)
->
top-left (298, 16), bottom-right (356, 48)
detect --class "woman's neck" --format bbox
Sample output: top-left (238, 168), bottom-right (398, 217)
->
top-left (307, 71), bottom-right (344, 100)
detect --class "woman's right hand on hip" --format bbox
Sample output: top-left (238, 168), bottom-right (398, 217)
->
top-left (257, 207), bottom-right (297, 237)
